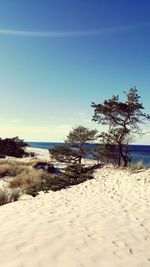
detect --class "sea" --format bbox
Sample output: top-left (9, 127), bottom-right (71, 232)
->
top-left (28, 142), bottom-right (150, 167)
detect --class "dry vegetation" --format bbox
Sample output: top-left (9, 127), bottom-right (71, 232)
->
top-left (0, 160), bottom-right (27, 178)
top-left (0, 159), bottom-right (94, 201)
top-left (0, 159), bottom-right (53, 200)
top-left (9, 168), bottom-right (50, 196)
top-left (0, 188), bottom-right (20, 206)
top-left (0, 156), bottom-right (148, 207)
top-left (127, 160), bottom-right (146, 172)
top-left (0, 159), bottom-right (52, 177)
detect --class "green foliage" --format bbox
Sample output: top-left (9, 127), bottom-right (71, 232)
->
top-left (92, 87), bottom-right (150, 131)
top-left (49, 144), bottom-right (79, 163)
top-left (0, 137), bottom-right (28, 158)
top-left (92, 87), bottom-right (150, 166)
top-left (24, 163), bottom-right (94, 196)
top-left (60, 163), bottom-right (94, 185)
top-left (37, 174), bottom-right (69, 192)
top-left (49, 126), bottom-right (98, 164)
top-left (66, 126), bottom-right (98, 145)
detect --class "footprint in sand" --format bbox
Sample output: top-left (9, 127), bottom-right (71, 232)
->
top-left (112, 240), bottom-right (126, 248)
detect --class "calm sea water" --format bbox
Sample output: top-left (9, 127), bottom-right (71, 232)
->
top-left (28, 142), bottom-right (150, 166)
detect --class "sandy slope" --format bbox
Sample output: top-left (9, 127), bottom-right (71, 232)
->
top-left (0, 148), bottom-right (150, 267)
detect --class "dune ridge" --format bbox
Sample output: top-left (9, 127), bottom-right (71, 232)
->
top-left (0, 148), bottom-right (150, 267)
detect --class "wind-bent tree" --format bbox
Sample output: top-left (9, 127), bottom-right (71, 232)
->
top-left (49, 144), bottom-right (79, 163)
top-left (91, 87), bottom-right (150, 166)
top-left (49, 126), bottom-right (98, 163)
top-left (66, 126), bottom-right (98, 163)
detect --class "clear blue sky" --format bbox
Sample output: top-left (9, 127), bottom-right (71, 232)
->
top-left (0, 0), bottom-right (150, 143)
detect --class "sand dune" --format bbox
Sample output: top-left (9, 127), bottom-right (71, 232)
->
top-left (0, 148), bottom-right (150, 267)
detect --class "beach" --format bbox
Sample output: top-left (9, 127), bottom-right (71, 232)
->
top-left (0, 147), bottom-right (150, 267)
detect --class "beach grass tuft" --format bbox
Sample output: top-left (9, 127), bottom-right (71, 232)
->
top-left (0, 160), bottom-right (27, 178)
top-left (127, 160), bottom-right (145, 172)
top-left (0, 188), bottom-right (20, 206)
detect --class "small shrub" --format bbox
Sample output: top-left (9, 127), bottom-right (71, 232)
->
top-left (23, 186), bottom-right (40, 197)
top-left (0, 189), bottom-right (20, 206)
top-left (39, 163), bottom-right (94, 192)
top-left (60, 163), bottom-right (94, 185)
top-left (39, 174), bottom-right (69, 192)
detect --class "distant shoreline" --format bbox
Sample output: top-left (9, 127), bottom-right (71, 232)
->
top-left (27, 142), bottom-right (150, 166)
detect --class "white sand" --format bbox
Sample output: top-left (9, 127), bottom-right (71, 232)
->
top-left (0, 147), bottom-right (150, 267)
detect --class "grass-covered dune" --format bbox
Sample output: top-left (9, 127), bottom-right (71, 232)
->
top-left (0, 157), bottom-right (94, 205)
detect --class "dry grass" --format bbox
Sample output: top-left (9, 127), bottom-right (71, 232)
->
top-left (9, 167), bottom-right (51, 196)
top-left (113, 161), bottom-right (146, 173)
top-left (127, 160), bottom-right (145, 172)
top-left (0, 188), bottom-right (20, 206)
top-left (0, 160), bottom-right (27, 178)
top-left (0, 159), bottom-right (53, 178)
top-left (0, 159), bottom-right (55, 197)
top-left (9, 168), bottom-right (42, 188)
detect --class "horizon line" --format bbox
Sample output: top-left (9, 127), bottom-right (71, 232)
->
top-left (27, 141), bottom-right (150, 146)
top-left (0, 22), bottom-right (149, 38)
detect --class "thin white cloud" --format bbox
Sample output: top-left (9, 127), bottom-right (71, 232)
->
top-left (0, 23), bottom-right (149, 38)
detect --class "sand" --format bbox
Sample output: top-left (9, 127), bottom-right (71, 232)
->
top-left (0, 147), bottom-right (150, 267)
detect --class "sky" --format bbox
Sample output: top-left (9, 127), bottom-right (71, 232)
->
top-left (0, 0), bottom-right (150, 144)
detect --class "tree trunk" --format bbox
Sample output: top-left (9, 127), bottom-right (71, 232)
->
top-left (118, 143), bottom-right (128, 167)
top-left (78, 156), bottom-right (82, 164)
